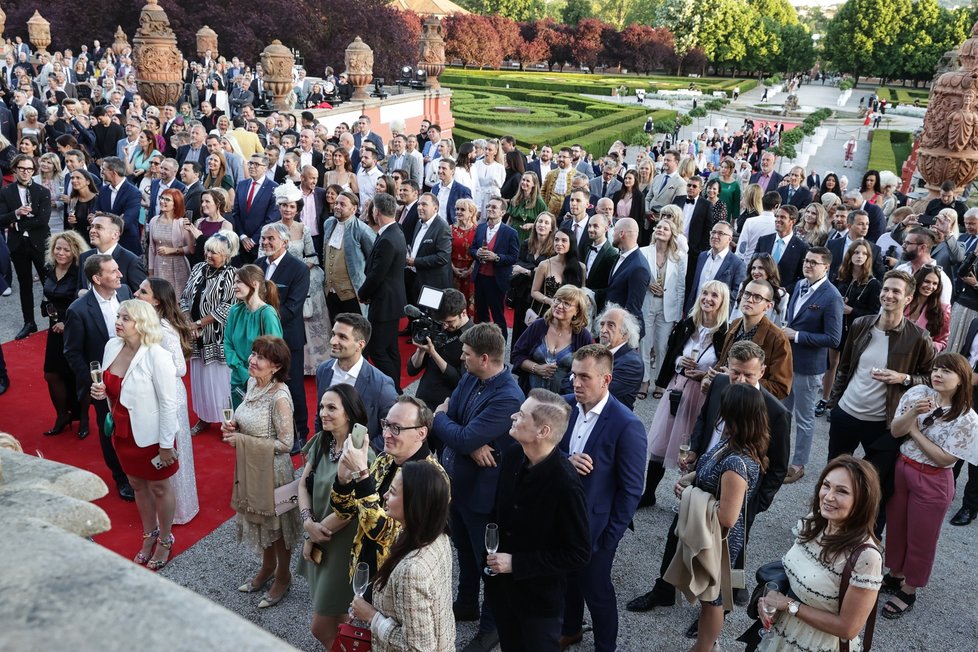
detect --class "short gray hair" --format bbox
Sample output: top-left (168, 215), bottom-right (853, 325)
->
top-left (844, 190), bottom-right (861, 201)
top-left (261, 222), bottom-right (290, 241)
top-left (599, 303), bottom-right (640, 349)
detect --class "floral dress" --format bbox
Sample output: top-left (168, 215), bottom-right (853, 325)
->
top-left (451, 224), bottom-right (475, 313)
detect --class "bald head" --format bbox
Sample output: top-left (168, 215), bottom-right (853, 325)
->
top-left (595, 197), bottom-right (614, 217)
top-left (613, 217), bottom-right (639, 251)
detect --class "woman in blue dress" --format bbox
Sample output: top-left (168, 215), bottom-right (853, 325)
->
top-left (685, 382), bottom-right (767, 652)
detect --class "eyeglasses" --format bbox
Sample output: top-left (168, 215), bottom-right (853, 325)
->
top-left (741, 290), bottom-right (773, 303)
top-left (710, 229), bottom-right (732, 237)
top-left (553, 299), bottom-right (574, 309)
top-left (380, 419), bottom-right (423, 437)
top-left (15, 166), bottom-right (34, 172)
top-left (922, 406), bottom-right (945, 427)
top-left (802, 259), bottom-right (826, 266)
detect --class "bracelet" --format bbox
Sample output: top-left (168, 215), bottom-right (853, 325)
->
top-left (300, 508), bottom-right (313, 522)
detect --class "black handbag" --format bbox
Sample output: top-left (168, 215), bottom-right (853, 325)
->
top-left (746, 560), bottom-right (791, 619)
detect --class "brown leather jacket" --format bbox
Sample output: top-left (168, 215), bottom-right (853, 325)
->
top-left (717, 315), bottom-right (794, 400)
top-left (829, 314), bottom-right (934, 423)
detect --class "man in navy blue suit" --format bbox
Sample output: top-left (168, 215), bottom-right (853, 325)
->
top-left (96, 157), bottom-right (143, 255)
top-left (597, 305), bottom-right (643, 410)
top-left (471, 197), bottom-right (520, 342)
top-left (231, 152), bottom-right (279, 264)
top-left (559, 345), bottom-right (645, 651)
top-left (147, 157), bottom-right (186, 218)
top-left (777, 166), bottom-right (813, 209)
top-left (258, 221), bottom-right (311, 452)
top-left (756, 204), bottom-right (809, 292)
top-left (353, 114), bottom-right (385, 158)
top-left (432, 323), bottom-right (524, 652)
top-left (844, 190), bottom-right (887, 243)
top-left (685, 220), bottom-right (746, 313)
top-left (604, 217), bottom-right (651, 338)
top-left (431, 158), bottom-right (472, 224)
top-left (781, 246), bottom-right (843, 484)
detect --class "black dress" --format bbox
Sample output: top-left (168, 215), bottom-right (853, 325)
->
top-left (43, 263), bottom-right (80, 378)
top-left (68, 196), bottom-right (97, 242)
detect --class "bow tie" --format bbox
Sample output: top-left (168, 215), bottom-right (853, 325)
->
top-left (590, 245), bottom-right (600, 251)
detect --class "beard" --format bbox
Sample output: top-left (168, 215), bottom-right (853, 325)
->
top-left (901, 249), bottom-right (917, 262)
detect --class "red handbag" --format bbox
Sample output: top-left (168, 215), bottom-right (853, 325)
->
top-left (330, 622), bottom-right (372, 652)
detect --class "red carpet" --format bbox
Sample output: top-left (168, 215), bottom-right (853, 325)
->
top-left (0, 319), bottom-right (475, 561)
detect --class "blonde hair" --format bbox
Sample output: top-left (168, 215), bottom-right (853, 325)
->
top-left (742, 183), bottom-right (764, 214)
top-left (454, 197), bottom-right (478, 228)
top-left (0, 432), bottom-right (23, 452)
top-left (652, 215), bottom-right (683, 262)
top-left (677, 156), bottom-right (697, 180)
top-left (690, 280), bottom-right (730, 329)
top-left (45, 230), bottom-right (89, 267)
top-left (659, 205), bottom-right (685, 243)
top-left (544, 284), bottom-right (590, 334)
top-left (119, 299), bottom-right (163, 346)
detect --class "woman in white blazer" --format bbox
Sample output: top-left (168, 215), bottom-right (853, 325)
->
top-left (640, 218), bottom-right (687, 399)
top-left (91, 299), bottom-right (179, 571)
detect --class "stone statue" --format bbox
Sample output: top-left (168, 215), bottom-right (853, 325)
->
top-left (418, 17), bottom-right (446, 90)
top-left (345, 37), bottom-right (373, 101)
top-left (260, 40), bottom-right (295, 112)
top-left (132, 0), bottom-right (184, 107)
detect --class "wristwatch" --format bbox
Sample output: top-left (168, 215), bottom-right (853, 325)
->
top-left (195, 319), bottom-right (202, 327)
top-left (351, 468), bottom-right (369, 481)
top-left (902, 374), bottom-right (911, 386)
top-left (787, 599), bottom-right (799, 615)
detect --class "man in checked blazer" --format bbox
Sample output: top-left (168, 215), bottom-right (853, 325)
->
top-left (645, 149), bottom-right (687, 219)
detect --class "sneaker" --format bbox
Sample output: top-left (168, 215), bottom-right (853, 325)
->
top-left (783, 465), bottom-right (805, 484)
top-left (813, 399), bottom-right (828, 417)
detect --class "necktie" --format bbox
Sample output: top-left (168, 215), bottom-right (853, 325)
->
top-left (773, 237), bottom-right (785, 262)
top-left (602, 179), bottom-right (608, 197)
top-left (659, 175), bottom-right (669, 193)
top-left (246, 181), bottom-right (258, 211)
top-left (787, 188), bottom-right (795, 203)
top-left (831, 231), bottom-right (843, 240)
top-left (966, 235), bottom-right (977, 255)
top-left (573, 222), bottom-right (580, 241)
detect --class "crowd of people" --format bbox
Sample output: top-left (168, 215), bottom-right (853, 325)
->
top-left (2, 37), bottom-right (978, 652)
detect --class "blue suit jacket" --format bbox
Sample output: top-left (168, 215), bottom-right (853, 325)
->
top-left (686, 250), bottom-right (747, 313)
top-left (470, 222), bottom-right (520, 292)
top-left (147, 178), bottom-right (187, 218)
top-left (610, 344), bottom-right (643, 410)
top-left (605, 250), bottom-right (651, 338)
top-left (560, 393), bottom-right (645, 550)
top-left (354, 131), bottom-right (385, 159)
top-left (431, 181), bottom-right (472, 224)
top-left (784, 279), bottom-right (844, 375)
top-left (314, 358), bottom-right (397, 450)
top-left (756, 233), bottom-right (809, 293)
top-left (96, 181), bottom-right (143, 255)
top-left (230, 178), bottom-right (280, 243)
top-left (258, 251), bottom-right (309, 350)
top-left (434, 368), bottom-right (525, 513)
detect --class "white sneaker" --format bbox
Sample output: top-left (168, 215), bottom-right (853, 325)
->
top-left (1, 288), bottom-right (10, 296)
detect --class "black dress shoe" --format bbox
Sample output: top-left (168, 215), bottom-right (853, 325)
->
top-left (452, 601), bottom-right (479, 622)
top-left (77, 421), bottom-right (90, 440)
top-left (0, 374), bottom-right (9, 396)
top-left (14, 322), bottom-right (37, 340)
top-left (44, 415), bottom-right (72, 436)
top-left (950, 506), bottom-right (977, 526)
top-left (461, 629), bottom-right (499, 652)
top-left (625, 590), bottom-right (675, 612)
top-left (117, 483), bottom-right (136, 501)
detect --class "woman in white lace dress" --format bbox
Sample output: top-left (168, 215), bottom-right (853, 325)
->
top-left (223, 335), bottom-right (302, 609)
top-left (136, 277), bottom-right (199, 524)
top-left (758, 456), bottom-right (883, 651)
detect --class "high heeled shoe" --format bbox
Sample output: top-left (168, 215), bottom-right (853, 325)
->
top-left (77, 420), bottom-right (90, 440)
top-left (147, 533), bottom-right (175, 571)
top-left (238, 576), bottom-right (272, 593)
top-left (134, 529), bottom-right (160, 565)
top-left (44, 415), bottom-right (73, 436)
top-left (258, 581), bottom-right (292, 608)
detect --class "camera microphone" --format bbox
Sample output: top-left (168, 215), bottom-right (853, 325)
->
top-left (404, 304), bottom-right (423, 318)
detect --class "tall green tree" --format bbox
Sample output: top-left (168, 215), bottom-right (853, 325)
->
top-left (698, 0), bottom-right (754, 72)
top-left (776, 23), bottom-right (816, 74)
top-left (748, 0), bottom-right (798, 26)
top-left (656, 0), bottom-right (702, 74)
top-left (562, 0), bottom-right (594, 25)
top-left (823, 0), bottom-right (912, 82)
top-left (741, 15), bottom-right (782, 75)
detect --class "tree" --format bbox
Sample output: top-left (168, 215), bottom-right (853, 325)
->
top-left (619, 24), bottom-right (675, 73)
top-left (536, 18), bottom-right (573, 70)
top-left (656, 0), bottom-right (702, 74)
top-left (444, 14), bottom-right (504, 69)
top-left (487, 16), bottom-right (524, 62)
top-left (823, 0), bottom-right (912, 82)
top-left (776, 23), bottom-right (816, 74)
top-left (698, 0), bottom-right (754, 73)
top-left (517, 21), bottom-right (552, 68)
top-left (562, 0), bottom-right (594, 26)
top-left (885, 1), bottom-right (968, 83)
top-left (456, 0), bottom-right (537, 21)
top-left (571, 18), bottom-right (607, 70)
top-left (748, 0), bottom-right (798, 26)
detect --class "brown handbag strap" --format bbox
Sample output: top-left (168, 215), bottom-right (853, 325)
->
top-left (839, 542), bottom-right (878, 652)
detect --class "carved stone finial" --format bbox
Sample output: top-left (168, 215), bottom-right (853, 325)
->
top-left (131, 0), bottom-right (184, 107)
top-left (26, 11), bottom-right (50, 57)
top-left (260, 40), bottom-right (295, 112)
top-left (345, 37), bottom-right (374, 101)
top-left (113, 26), bottom-right (129, 57)
top-left (196, 25), bottom-right (218, 60)
top-left (418, 17), bottom-right (446, 90)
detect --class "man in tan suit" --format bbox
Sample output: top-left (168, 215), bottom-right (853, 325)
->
top-left (645, 149), bottom-right (687, 218)
top-left (542, 147), bottom-right (577, 215)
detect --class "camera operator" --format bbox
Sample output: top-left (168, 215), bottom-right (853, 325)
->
top-left (406, 288), bottom-right (472, 421)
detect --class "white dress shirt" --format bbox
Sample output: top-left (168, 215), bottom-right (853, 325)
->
top-left (700, 247), bottom-right (729, 287)
top-left (568, 391), bottom-right (611, 455)
top-left (95, 290), bottom-right (120, 337)
top-left (332, 356), bottom-right (364, 387)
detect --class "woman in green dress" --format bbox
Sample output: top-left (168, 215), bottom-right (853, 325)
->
top-left (297, 384), bottom-right (376, 649)
top-left (507, 172), bottom-right (548, 242)
top-left (224, 264), bottom-right (283, 408)
top-left (716, 156), bottom-right (741, 225)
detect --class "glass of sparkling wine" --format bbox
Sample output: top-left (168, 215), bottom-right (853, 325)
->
top-left (222, 395), bottom-right (234, 425)
top-left (89, 361), bottom-right (103, 385)
top-left (484, 523), bottom-right (499, 576)
top-left (760, 581), bottom-right (781, 635)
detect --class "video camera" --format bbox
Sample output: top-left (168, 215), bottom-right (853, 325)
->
top-left (959, 250), bottom-right (978, 279)
top-left (404, 286), bottom-right (450, 347)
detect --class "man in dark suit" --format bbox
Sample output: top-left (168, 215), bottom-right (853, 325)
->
top-left (559, 346), bottom-right (645, 651)
top-left (228, 76), bottom-right (255, 119)
top-left (626, 341), bottom-right (791, 613)
top-left (258, 222), bottom-right (311, 452)
top-left (147, 158), bottom-right (186, 218)
top-left (0, 154), bottom-right (51, 339)
top-left (605, 218), bottom-right (651, 338)
top-left (584, 213), bottom-right (618, 314)
top-left (299, 165), bottom-right (327, 264)
top-left (560, 188), bottom-right (595, 253)
top-left (296, 128), bottom-right (326, 179)
top-left (782, 247), bottom-right (844, 484)
top-left (62, 254), bottom-right (134, 500)
top-left (777, 166), bottom-right (813, 209)
top-left (597, 305), bottom-right (643, 410)
top-left (826, 209), bottom-right (885, 281)
top-left (231, 153), bottom-right (279, 264)
top-left (486, 388), bottom-right (590, 652)
top-left (471, 196), bottom-right (520, 342)
top-left (77, 213), bottom-right (147, 295)
top-left (358, 192), bottom-right (407, 393)
top-left (433, 323), bottom-right (525, 652)
top-left (589, 159), bottom-right (622, 199)
top-left (806, 169), bottom-right (821, 192)
top-left (558, 174), bottom-right (598, 218)
top-left (353, 115), bottom-right (385, 158)
top-left (314, 312), bottom-right (397, 449)
top-left (96, 157), bottom-right (143, 256)
top-left (396, 179), bottom-right (420, 244)
top-left (951, 316), bottom-right (978, 526)
top-left (672, 176), bottom-right (712, 291)
top-left (685, 220), bottom-right (745, 313)
top-left (431, 159), bottom-right (472, 224)
top-left (748, 151), bottom-right (783, 193)
top-left (91, 106), bottom-right (125, 162)
top-left (756, 205), bottom-right (809, 292)
top-left (176, 124), bottom-right (209, 169)
top-left (526, 144), bottom-right (554, 184)
top-left (406, 193), bottom-right (452, 304)
top-left (180, 161), bottom-right (205, 219)
top-left (843, 190), bottom-right (887, 243)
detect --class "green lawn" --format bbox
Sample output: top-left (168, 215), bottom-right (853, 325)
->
top-left (868, 130), bottom-right (913, 172)
top-left (874, 86), bottom-right (930, 108)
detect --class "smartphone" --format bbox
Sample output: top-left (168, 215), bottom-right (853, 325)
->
top-left (151, 454), bottom-right (164, 470)
top-left (310, 546), bottom-right (323, 565)
top-left (917, 213), bottom-right (936, 226)
top-left (351, 423), bottom-right (367, 449)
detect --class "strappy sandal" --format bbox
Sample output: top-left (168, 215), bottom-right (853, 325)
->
top-left (637, 381), bottom-right (650, 401)
top-left (147, 533), bottom-right (175, 571)
top-left (881, 573), bottom-right (903, 594)
top-left (134, 528), bottom-right (159, 565)
top-left (652, 390), bottom-right (664, 400)
top-left (882, 589), bottom-right (916, 619)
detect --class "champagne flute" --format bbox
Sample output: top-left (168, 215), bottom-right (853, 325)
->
top-left (352, 561), bottom-right (369, 598)
top-left (221, 395), bottom-right (234, 425)
top-left (674, 435), bottom-right (693, 514)
top-left (90, 361), bottom-right (103, 385)
top-left (760, 581), bottom-right (780, 635)
top-left (67, 198), bottom-right (77, 225)
top-left (484, 523), bottom-right (499, 576)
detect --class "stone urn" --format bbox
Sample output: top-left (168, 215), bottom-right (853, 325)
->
top-left (113, 26), bottom-right (129, 57)
top-left (418, 17), bottom-right (446, 90)
top-left (259, 40), bottom-right (294, 112)
top-left (26, 10), bottom-right (50, 57)
top-left (0, 6), bottom-right (7, 39)
top-left (917, 20), bottom-right (978, 194)
top-left (345, 37), bottom-right (373, 101)
top-left (131, 0), bottom-right (184, 107)
top-left (196, 25), bottom-right (218, 60)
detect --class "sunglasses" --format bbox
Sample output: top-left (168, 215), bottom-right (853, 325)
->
top-left (922, 406), bottom-right (945, 428)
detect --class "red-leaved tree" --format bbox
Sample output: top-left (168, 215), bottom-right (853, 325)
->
top-left (620, 24), bottom-right (676, 74)
top-left (487, 16), bottom-right (522, 64)
top-left (571, 18), bottom-right (607, 71)
top-left (516, 21), bottom-right (551, 69)
top-left (444, 13), bottom-right (503, 69)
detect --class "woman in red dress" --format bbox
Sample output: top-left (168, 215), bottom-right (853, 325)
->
top-left (92, 299), bottom-right (180, 571)
top-left (452, 198), bottom-right (478, 314)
